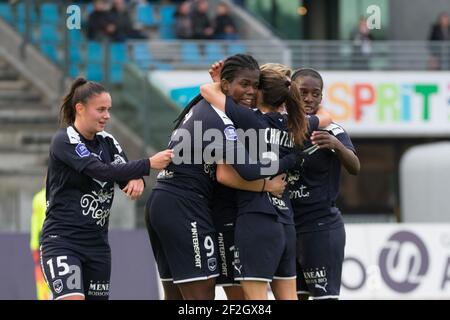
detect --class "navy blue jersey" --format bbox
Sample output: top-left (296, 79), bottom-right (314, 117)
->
top-left (224, 97), bottom-right (319, 224)
top-left (42, 126), bottom-right (148, 247)
top-left (155, 98), bottom-right (298, 204)
top-left (154, 99), bottom-right (236, 203)
top-left (211, 183), bottom-right (237, 226)
top-left (289, 123), bottom-right (355, 232)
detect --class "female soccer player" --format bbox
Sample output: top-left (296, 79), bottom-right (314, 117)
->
top-left (201, 65), bottom-right (330, 300)
top-left (40, 77), bottom-right (173, 300)
top-left (145, 54), bottom-right (303, 300)
top-left (291, 68), bottom-right (360, 300)
top-left (209, 56), bottom-right (288, 300)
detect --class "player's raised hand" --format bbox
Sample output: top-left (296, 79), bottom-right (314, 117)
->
top-left (149, 149), bottom-right (174, 170)
top-left (208, 60), bottom-right (224, 83)
top-left (311, 130), bottom-right (339, 150)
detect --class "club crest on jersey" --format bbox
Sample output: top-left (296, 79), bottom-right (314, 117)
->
top-left (75, 143), bottom-right (90, 158)
top-left (111, 154), bottom-right (126, 165)
top-left (224, 126), bottom-right (237, 141)
top-left (208, 258), bottom-right (217, 272)
top-left (53, 279), bottom-right (63, 294)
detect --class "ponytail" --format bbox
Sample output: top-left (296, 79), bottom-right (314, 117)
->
top-left (259, 68), bottom-right (308, 147)
top-left (285, 83), bottom-right (307, 147)
top-left (59, 77), bottom-right (106, 126)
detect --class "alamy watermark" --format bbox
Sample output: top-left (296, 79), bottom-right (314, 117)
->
top-left (169, 122), bottom-right (291, 176)
top-left (66, 5), bottom-right (81, 30)
top-left (366, 5), bottom-right (381, 30)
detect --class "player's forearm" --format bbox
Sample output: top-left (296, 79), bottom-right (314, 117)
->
top-left (335, 144), bottom-right (360, 175)
top-left (316, 105), bottom-right (332, 128)
top-left (82, 159), bottom-right (150, 182)
top-left (216, 164), bottom-right (264, 192)
top-left (200, 83), bottom-right (226, 111)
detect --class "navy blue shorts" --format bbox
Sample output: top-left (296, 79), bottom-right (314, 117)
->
top-left (234, 213), bottom-right (296, 282)
top-left (145, 189), bottom-right (220, 284)
top-left (214, 219), bottom-right (238, 286)
top-left (296, 225), bottom-right (346, 299)
top-left (40, 239), bottom-right (111, 300)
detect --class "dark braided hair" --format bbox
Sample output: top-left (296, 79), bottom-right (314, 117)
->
top-left (220, 54), bottom-right (259, 83)
top-left (59, 77), bottom-right (107, 126)
top-left (291, 68), bottom-right (324, 89)
top-left (173, 54), bottom-right (260, 130)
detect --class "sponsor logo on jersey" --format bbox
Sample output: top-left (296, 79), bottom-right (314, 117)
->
top-left (111, 154), bottom-right (126, 165)
top-left (80, 188), bottom-right (114, 226)
top-left (289, 184), bottom-right (310, 199)
top-left (88, 280), bottom-right (110, 297)
top-left (287, 171), bottom-right (300, 185)
top-left (323, 123), bottom-right (345, 136)
top-left (157, 170), bottom-right (174, 179)
top-left (233, 246), bottom-right (242, 275)
top-left (204, 163), bottom-right (216, 180)
top-left (304, 267), bottom-right (328, 291)
top-left (217, 233), bottom-right (228, 277)
top-left (224, 126), bottom-right (237, 141)
top-left (91, 150), bottom-right (103, 160)
top-left (191, 222), bottom-right (202, 268)
top-left (270, 196), bottom-right (289, 211)
top-left (75, 143), bottom-right (90, 158)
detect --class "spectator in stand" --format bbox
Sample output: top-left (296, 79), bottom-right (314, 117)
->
top-left (174, 1), bottom-right (193, 39)
top-left (87, 0), bottom-right (117, 41)
top-left (191, 0), bottom-right (213, 39)
top-left (428, 12), bottom-right (450, 70)
top-left (109, 0), bottom-right (147, 41)
top-left (213, 2), bottom-right (238, 40)
top-left (351, 17), bottom-right (373, 70)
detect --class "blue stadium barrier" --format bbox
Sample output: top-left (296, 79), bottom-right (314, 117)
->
top-left (227, 42), bottom-right (247, 55)
top-left (205, 43), bottom-right (225, 63)
top-left (181, 42), bottom-right (202, 64)
top-left (132, 42), bottom-right (153, 69)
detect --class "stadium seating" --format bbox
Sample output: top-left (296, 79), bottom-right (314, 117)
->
top-left (136, 3), bottom-right (157, 27)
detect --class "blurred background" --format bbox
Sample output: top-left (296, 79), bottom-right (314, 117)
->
top-left (0, 0), bottom-right (449, 299)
